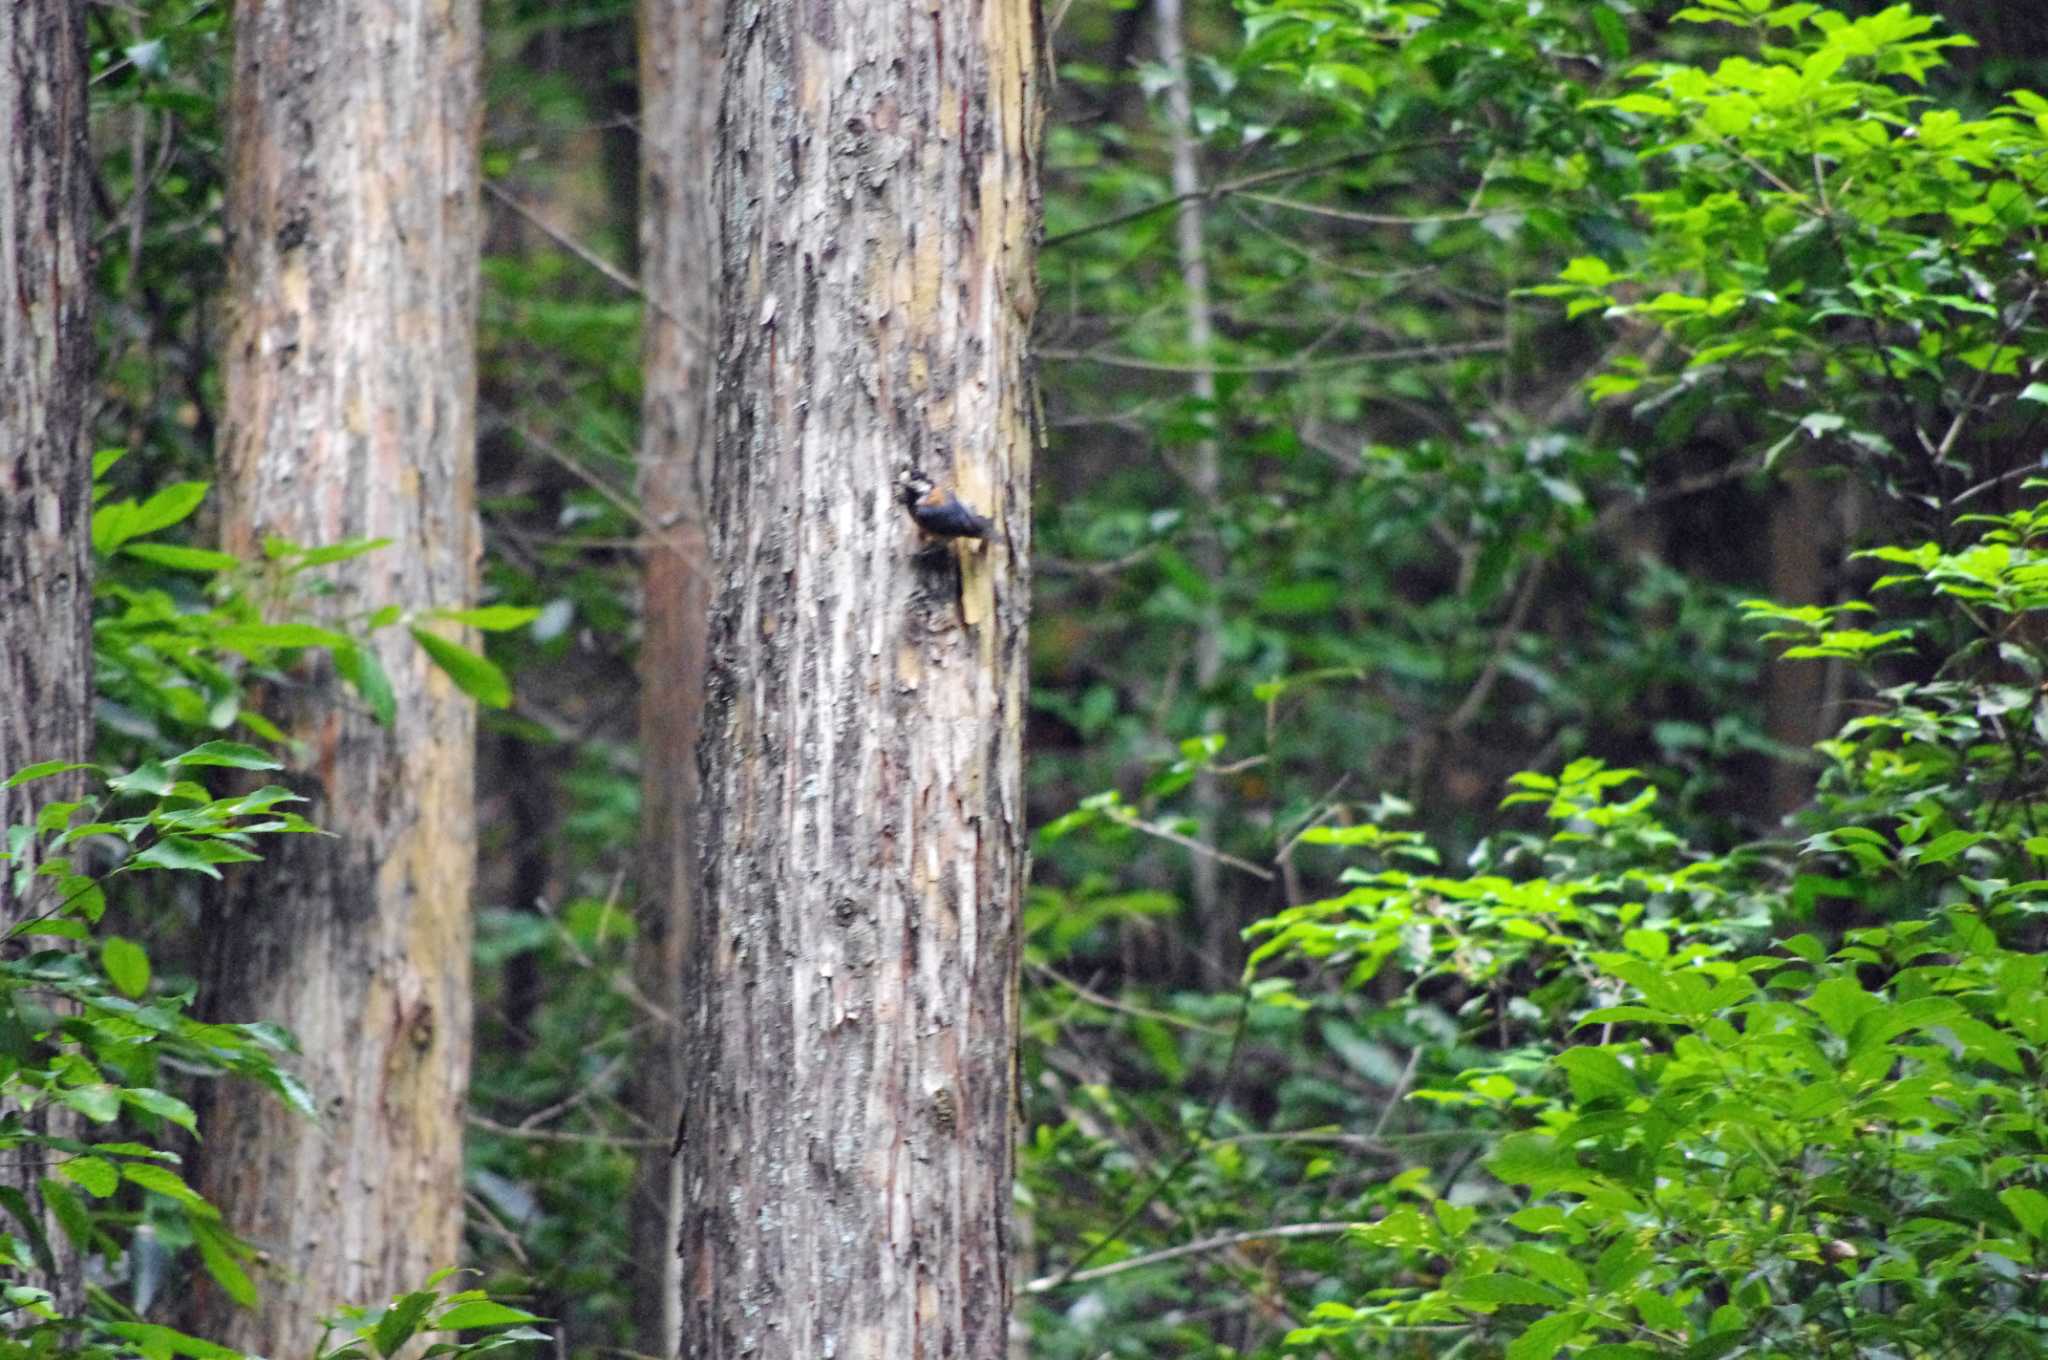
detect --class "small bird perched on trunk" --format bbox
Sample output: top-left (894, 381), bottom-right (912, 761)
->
top-left (898, 468), bottom-right (997, 542)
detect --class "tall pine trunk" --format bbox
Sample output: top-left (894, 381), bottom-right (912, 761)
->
top-left (189, 1), bottom-right (482, 1350)
top-left (680, 0), bottom-right (1042, 1354)
top-left (0, 0), bottom-right (93, 1317)
top-left (631, 0), bottom-right (722, 1354)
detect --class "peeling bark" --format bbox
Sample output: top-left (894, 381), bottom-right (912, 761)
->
top-left (679, 0), bottom-right (1043, 1354)
top-left (0, 0), bottom-right (92, 1317)
top-left (632, 0), bottom-right (722, 1354)
top-left (188, 1), bottom-right (482, 1350)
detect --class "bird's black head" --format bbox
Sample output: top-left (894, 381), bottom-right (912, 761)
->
top-left (897, 467), bottom-right (935, 508)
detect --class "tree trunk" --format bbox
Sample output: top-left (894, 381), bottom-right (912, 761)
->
top-left (0, 0), bottom-right (93, 1318)
top-left (630, 0), bottom-right (721, 1354)
top-left (678, 0), bottom-right (1043, 1354)
top-left (1155, 0), bottom-right (1232, 982)
top-left (188, 1), bottom-right (482, 1350)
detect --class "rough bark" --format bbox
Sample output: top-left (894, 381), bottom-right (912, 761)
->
top-left (0, 0), bottom-right (92, 1318)
top-left (631, 0), bottom-right (722, 1354)
top-left (679, 0), bottom-right (1042, 1354)
top-left (188, 1), bottom-right (482, 1350)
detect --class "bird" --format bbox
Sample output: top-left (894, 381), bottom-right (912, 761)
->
top-left (898, 469), bottom-right (997, 542)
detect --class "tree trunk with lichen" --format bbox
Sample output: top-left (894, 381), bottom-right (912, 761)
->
top-left (678, 0), bottom-right (1042, 1354)
top-left (631, 0), bottom-right (722, 1354)
top-left (0, 0), bottom-right (92, 1318)
top-left (186, 1), bottom-right (482, 1351)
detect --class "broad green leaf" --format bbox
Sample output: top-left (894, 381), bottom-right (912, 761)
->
top-left (429, 605), bottom-right (543, 632)
top-left (3, 760), bottom-right (102, 789)
top-left (410, 627), bottom-right (512, 709)
top-left (102, 935), bottom-right (151, 997)
top-left (123, 542), bottom-right (240, 573)
top-left (60, 1155), bottom-right (120, 1198)
top-left (173, 740), bottom-right (283, 771)
top-left (2001, 1186), bottom-right (2048, 1240)
top-left (375, 1289), bottom-right (442, 1356)
top-left (432, 1300), bottom-right (547, 1330)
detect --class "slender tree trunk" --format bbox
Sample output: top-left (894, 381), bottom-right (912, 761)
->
top-left (631, 0), bottom-right (722, 1354)
top-left (679, 0), bottom-right (1042, 1354)
top-left (188, 2), bottom-right (482, 1350)
top-left (0, 0), bottom-right (92, 1317)
top-left (1155, 0), bottom-right (1231, 979)
top-left (1765, 469), bottom-right (1830, 822)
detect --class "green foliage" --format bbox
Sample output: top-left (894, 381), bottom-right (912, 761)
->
top-left (1025, 4), bottom-right (2048, 1358)
top-left (1, 744), bottom-right (310, 1348)
top-left (314, 1271), bottom-right (547, 1360)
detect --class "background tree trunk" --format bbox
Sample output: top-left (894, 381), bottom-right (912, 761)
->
top-left (188, 1), bottom-right (482, 1350)
top-left (679, 0), bottom-right (1042, 1354)
top-left (0, 0), bottom-right (93, 1318)
top-left (630, 0), bottom-right (721, 1354)
top-left (1155, 0), bottom-right (1231, 982)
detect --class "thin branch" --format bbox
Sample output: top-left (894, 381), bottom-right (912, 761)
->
top-left (465, 1190), bottom-right (533, 1267)
top-left (1442, 559), bottom-right (1545, 738)
top-left (1239, 192), bottom-right (1500, 227)
top-left (515, 1051), bottom-right (629, 1132)
top-left (483, 179), bottom-right (710, 346)
top-left (1039, 337), bottom-right (1505, 375)
top-left (1111, 810), bottom-right (1276, 882)
top-left (1043, 138), bottom-right (1468, 249)
top-left (1036, 990), bottom-right (1256, 1292)
top-left (1027, 962), bottom-right (1232, 1035)
top-left (1372, 1046), bottom-right (1421, 1138)
top-left (1024, 1221), bottom-right (1361, 1293)
top-left (466, 1114), bottom-right (666, 1150)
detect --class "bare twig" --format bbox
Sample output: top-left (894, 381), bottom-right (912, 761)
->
top-left (465, 1190), bottom-right (533, 1267)
top-left (1024, 1221), bottom-right (1362, 1293)
top-left (467, 1114), bottom-right (666, 1150)
top-left (1111, 811), bottom-right (1276, 882)
top-left (1039, 337), bottom-right (1505, 375)
top-left (1441, 560), bottom-right (1545, 738)
top-left (1240, 192), bottom-right (1499, 227)
top-left (1043, 138), bottom-right (1468, 249)
top-left (1027, 962), bottom-right (1231, 1035)
top-left (483, 179), bottom-right (710, 346)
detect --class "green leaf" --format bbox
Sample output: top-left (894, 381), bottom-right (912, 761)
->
top-left (429, 605), bottom-right (543, 632)
top-left (1508, 1311), bottom-right (1585, 1360)
top-left (122, 1086), bottom-right (198, 1132)
top-left (2001, 1186), bottom-right (2048, 1240)
top-left (0, 1186), bottom-right (59, 1279)
top-left (214, 622), bottom-right (354, 653)
top-left (289, 536), bottom-right (392, 569)
top-left (130, 836), bottom-right (228, 879)
top-left (432, 1300), bottom-right (547, 1330)
top-left (124, 1163), bottom-right (214, 1214)
top-left (107, 760), bottom-right (176, 797)
top-left (102, 935), bottom-right (152, 997)
top-left (103, 1322), bottom-right (246, 1360)
top-left (38, 1178), bottom-right (91, 1251)
top-left (1555, 1046), bottom-right (1638, 1104)
top-left (60, 1084), bottom-right (123, 1122)
top-left (375, 1289), bottom-right (442, 1356)
top-left (336, 643), bottom-right (397, 726)
top-left (3, 760), bottom-right (102, 789)
top-left (410, 627), bottom-right (512, 709)
top-left (123, 542), bottom-right (240, 573)
top-left (1454, 1275), bottom-right (1564, 1309)
top-left (173, 741), bottom-right (283, 771)
top-left (60, 1155), bottom-right (121, 1198)
top-left (93, 481), bottom-right (210, 553)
